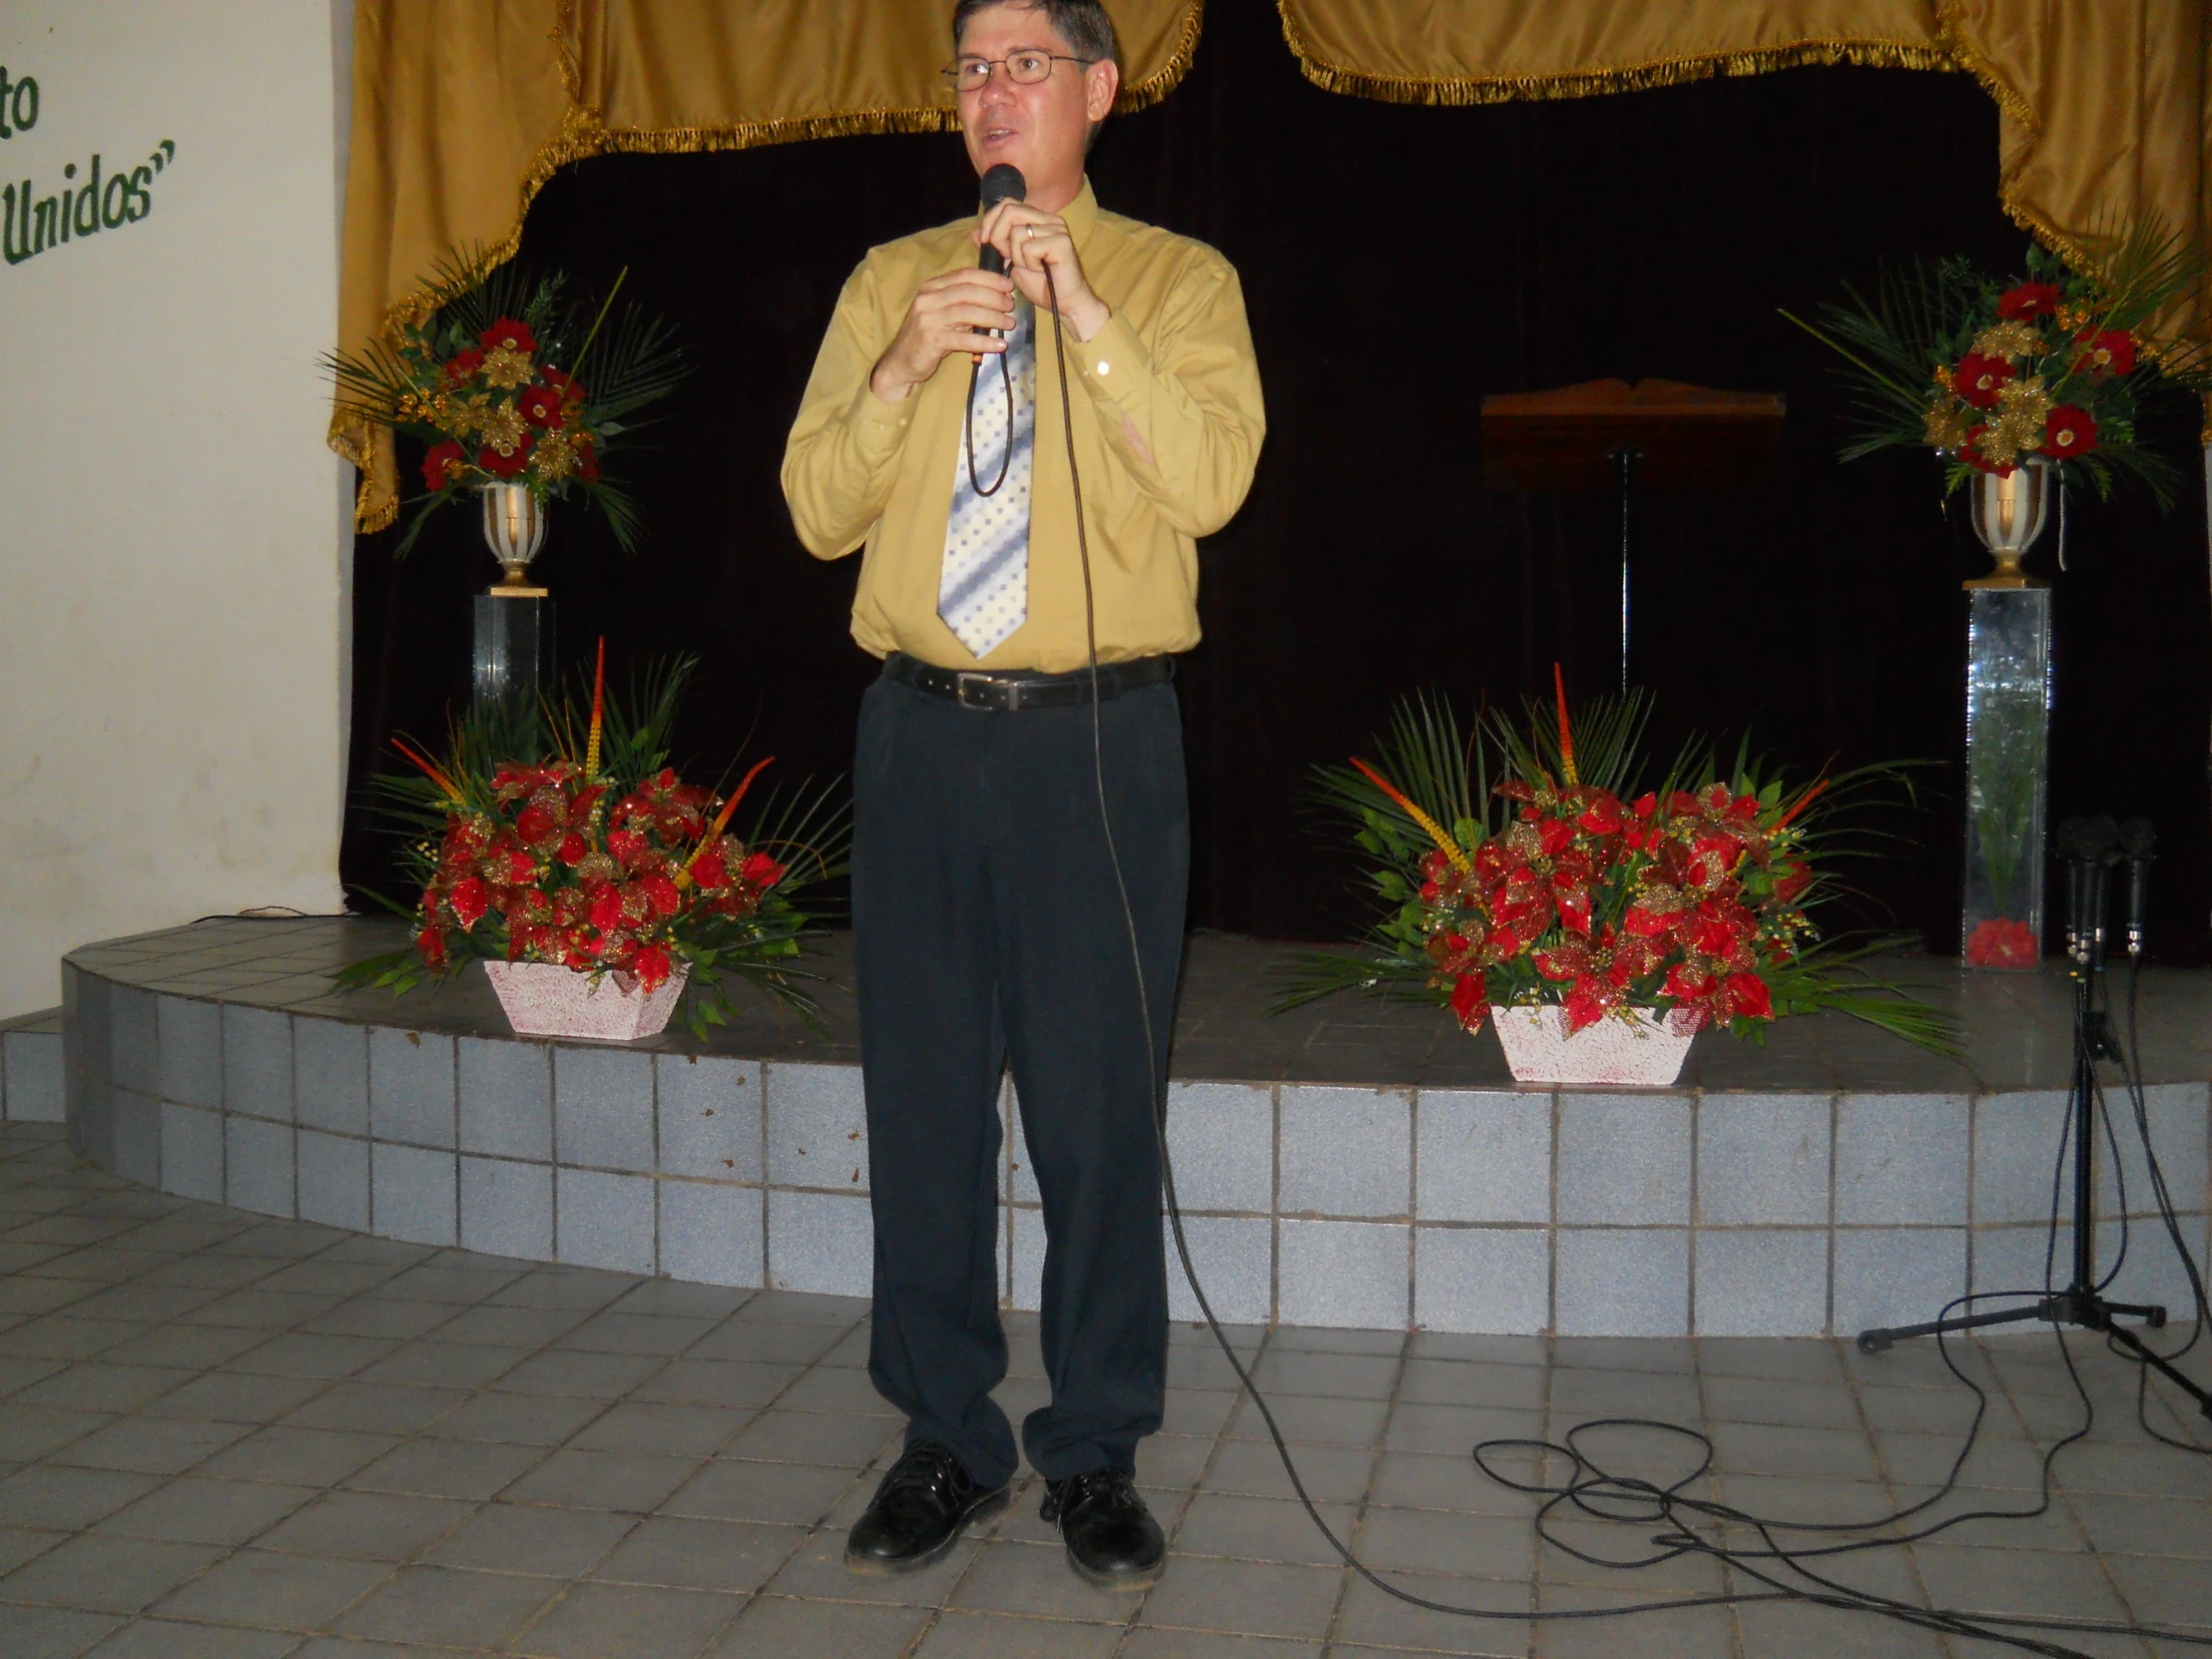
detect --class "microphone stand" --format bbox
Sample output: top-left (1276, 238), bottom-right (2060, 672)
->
top-left (1857, 850), bottom-right (2212, 1421)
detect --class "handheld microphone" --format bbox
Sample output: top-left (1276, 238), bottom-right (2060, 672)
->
top-left (975, 164), bottom-right (1026, 276)
top-left (2118, 817), bottom-right (2155, 958)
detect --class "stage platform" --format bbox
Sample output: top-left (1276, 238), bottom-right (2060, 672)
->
top-left (52, 917), bottom-right (2212, 1339)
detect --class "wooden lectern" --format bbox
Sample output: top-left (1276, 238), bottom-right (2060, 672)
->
top-left (1479, 378), bottom-right (1787, 691)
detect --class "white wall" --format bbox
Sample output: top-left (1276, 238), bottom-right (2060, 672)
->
top-left (0, 0), bottom-right (354, 1017)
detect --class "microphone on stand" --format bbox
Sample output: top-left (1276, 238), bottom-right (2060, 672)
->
top-left (975, 164), bottom-right (1026, 276)
top-left (2055, 816), bottom-right (2118, 969)
top-left (2118, 818), bottom-right (2156, 959)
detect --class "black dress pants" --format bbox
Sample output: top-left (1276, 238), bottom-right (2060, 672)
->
top-left (851, 665), bottom-right (1187, 1487)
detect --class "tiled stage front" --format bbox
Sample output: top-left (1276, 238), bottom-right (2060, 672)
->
top-left (49, 918), bottom-right (2212, 1340)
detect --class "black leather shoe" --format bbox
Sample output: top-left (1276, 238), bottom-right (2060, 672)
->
top-left (1042, 1467), bottom-right (1165, 1587)
top-left (844, 1440), bottom-right (1008, 1575)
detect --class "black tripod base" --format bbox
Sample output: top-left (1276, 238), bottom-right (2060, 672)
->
top-left (1858, 1293), bottom-right (2211, 1419)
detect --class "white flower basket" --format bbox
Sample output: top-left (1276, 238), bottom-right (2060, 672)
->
top-left (1490, 1003), bottom-right (1698, 1087)
top-left (483, 959), bottom-right (690, 1041)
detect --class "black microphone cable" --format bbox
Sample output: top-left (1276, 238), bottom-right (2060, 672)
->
top-left (1037, 261), bottom-right (2212, 1654)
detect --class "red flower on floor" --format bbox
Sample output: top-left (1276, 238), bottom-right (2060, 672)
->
top-left (1995, 281), bottom-right (2061, 320)
top-left (1966, 916), bottom-right (2039, 969)
top-left (1953, 352), bottom-right (2015, 409)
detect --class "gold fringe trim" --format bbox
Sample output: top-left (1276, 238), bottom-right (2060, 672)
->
top-left (1118, 0), bottom-right (1204, 114)
top-left (332, 0), bottom-right (1203, 528)
top-left (1275, 4), bottom-right (1954, 107)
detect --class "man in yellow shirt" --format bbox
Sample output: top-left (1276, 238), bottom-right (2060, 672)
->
top-left (783, 0), bottom-right (1263, 1587)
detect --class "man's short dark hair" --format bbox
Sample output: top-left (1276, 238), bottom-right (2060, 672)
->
top-left (950, 0), bottom-right (1120, 67)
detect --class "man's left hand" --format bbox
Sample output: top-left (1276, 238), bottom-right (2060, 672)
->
top-left (976, 202), bottom-right (1112, 342)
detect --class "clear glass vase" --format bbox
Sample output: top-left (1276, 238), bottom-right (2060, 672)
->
top-left (1960, 587), bottom-right (2051, 969)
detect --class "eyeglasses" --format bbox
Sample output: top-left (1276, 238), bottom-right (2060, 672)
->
top-left (942, 51), bottom-right (1097, 93)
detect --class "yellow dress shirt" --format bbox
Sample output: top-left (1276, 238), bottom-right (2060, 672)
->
top-left (781, 179), bottom-right (1265, 673)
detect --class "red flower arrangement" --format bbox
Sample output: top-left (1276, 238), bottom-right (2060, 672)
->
top-left (344, 647), bottom-right (846, 1033)
top-left (1292, 673), bottom-right (1951, 1054)
top-left (328, 261), bottom-right (682, 557)
top-left (1786, 225), bottom-right (2212, 509)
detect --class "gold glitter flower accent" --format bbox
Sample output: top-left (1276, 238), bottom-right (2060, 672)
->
top-left (1995, 372), bottom-right (2051, 427)
top-left (481, 345), bottom-right (534, 390)
top-left (1971, 320), bottom-right (2043, 361)
top-left (533, 429), bottom-right (578, 481)
top-left (1926, 404), bottom-right (1974, 451)
top-left (478, 401), bottom-right (528, 457)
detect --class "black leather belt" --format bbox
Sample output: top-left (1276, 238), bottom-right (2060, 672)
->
top-left (883, 651), bottom-right (1173, 712)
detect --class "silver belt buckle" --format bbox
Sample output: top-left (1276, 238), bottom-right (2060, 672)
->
top-left (954, 672), bottom-right (995, 710)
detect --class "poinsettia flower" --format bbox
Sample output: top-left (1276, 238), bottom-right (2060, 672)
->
top-left (478, 442), bottom-right (530, 478)
top-left (1624, 904), bottom-right (1673, 939)
top-left (1449, 975), bottom-right (1485, 1031)
top-left (741, 850), bottom-right (787, 887)
top-left (1952, 351), bottom-right (2014, 409)
top-left (1553, 881), bottom-right (1592, 937)
top-left (1576, 794), bottom-right (1623, 835)
top-left (1632, 793), bottom-right (1658, 820)
top-left (449, 876), bottom-right (491, 927)
top-left (690, 849), bottom-right (728, 889)
top-left (480, 317), bottom-right (537, 355)
top-left (1722, 972), bottom-right (1774, 1020)
top-left (633, 944), bottom-right (674, 991)
top-left (588, 885), bottom-right (626, 933)
top-left (577, 436), bottom-right (600, 481)
top-left (2071, 329), bottom-right (2136, 378)
top-left (1536, 819), bottom-right (1574, 858)
top-left (420, 440), bottom-right (467, 492)
top-left (443, 347), bottom-right (485, 385)
top-left (1995, 281), bottom-right (2060, 320)
top-left (1562, 984), bottom-right (1608, 1034)
top-left (518, 383), bottom-right (565, 427)
top-left (416, 924), bottom-right (449, 969)
top-left (641, 873), bottom-right (683, 918)
top-left (606, 829), bottom-right (648, 867)
top-left (2042, 404), bottom-right (2097, 458)
top-left (1663, 963), bottom-right (1715, 1001)
top-left (515, 803), bottom-right (559, 844)
top-left (557, 832), bottom-right (589, 866)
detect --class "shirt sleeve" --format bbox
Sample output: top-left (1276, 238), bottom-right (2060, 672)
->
top-left (1061, 247), bottom-right (1266, 540)
top-left (780, 256), bottom-right (919, 561)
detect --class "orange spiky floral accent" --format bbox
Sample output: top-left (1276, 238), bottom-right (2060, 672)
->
top-left (1776, 773), bottom-right (1829, 830)
top-left (584, 638), bottom-right (606, 779)
top-left (1349, 757), bottom-right (1473, 875)
top-left (675, 757), bottom-right (777, 892)
top-left (389, 735), bottom-right (463, 805)
top-left (1553, 663), bottom-right (1578, 788)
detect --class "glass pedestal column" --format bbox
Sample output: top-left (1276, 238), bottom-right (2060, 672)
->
top-left (1960, 584), bottom-right (2051, 969)
top-left (472, 586), bottom-right (553, 718)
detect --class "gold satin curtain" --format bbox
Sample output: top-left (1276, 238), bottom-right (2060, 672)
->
top-left (333, 0), bottom-right (2211, 525)
top-left (333, 0), bottom-right (1203, 528)
top-left (1276, 0), bottom-right (2212, 337)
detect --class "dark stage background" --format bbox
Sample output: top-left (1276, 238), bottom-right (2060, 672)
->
top-left (342, 0), bottom-right (2212, 958)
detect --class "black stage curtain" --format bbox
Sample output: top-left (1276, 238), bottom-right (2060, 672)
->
top-left (342, 0), bottom-right (2212, 959)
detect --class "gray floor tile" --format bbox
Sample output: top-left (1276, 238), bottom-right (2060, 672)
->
top-left (496, 1348), bottom-right (666, 1399)
top-left (0, 1533), bottom-right (227, 1613)
top-left (913, 1608), bottom-right (1126, 1656)
top-left (150, 1546), bottom-right (395, 1630)
top-left (766, 1524), bottom-right (985, 1608)
top-left (1329, 1573), bottom-right (1530, 1656)
top-left (279, 1380), bottom-right (467, 1434)
top-left (355, 1339), bottom-right (522, 1390)
top-left (421, 1501), bottom-right (638, 1577)
top-left (197, 1424), bottom-right (401, 1485)
top-left (1353, 1503), bottom-right (1536, 1580)
top-left (83, 1617), bottom-right (302, 1659)
top-left (135, 1371), bottom-right (326, 1424)
top-left (330, 1561), bottom-right (564, 1647)
top-left (0, 1605), bottom-right (124, 1659)
top-left (1171, 1492), bottom-right (1359, 1568)
top-left (255, 1488), bottom-right (476, 1560)
top-left (724, 1408), bottom-right (901, 1467)
top-left (1733, 1599), bottom-right (1949, 1657)
top-left (94, 1475), bottom-right (316, 1545)
top-left (420, 1390), bottom-right (604, 1446)
top-left (1912, 1540), bottom-right (2128, 1620)
top-left (707, 1594), bottom-right (931, 1658)
top-left (0, 1466), bottom-right (163, 1531)
top-left (659, 1458), bottom-right (858, 1525)
top-left (631, 1359), bottom-right (803, 1410)
top-left (500, 1449), bottom-right (704, 1512)
top-left (588, 1513), bottom-right (801, 1592)
top-left (505, 1578), bottom-right (741, 1657)
top-left (46, 1415), bottom-right (255, 1476)
top-left (1121, 1634), bottom-right (1323, 1658)
top-left (1199, 1438), bottom-right (1375, 1505)
top-left (342, 1436), bottom-right (546, 1500)
top-left (567, 1401), bottom-right (751, 1457)
top-left (1139, 1556), bottom-right (1344, 1640)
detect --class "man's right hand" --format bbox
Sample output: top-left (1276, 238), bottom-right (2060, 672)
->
top-left (868, 270), bottom-right (1016, 403)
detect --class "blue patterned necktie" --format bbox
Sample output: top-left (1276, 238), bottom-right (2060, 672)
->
top-left (937, 299), bottom-right (1035, 658)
